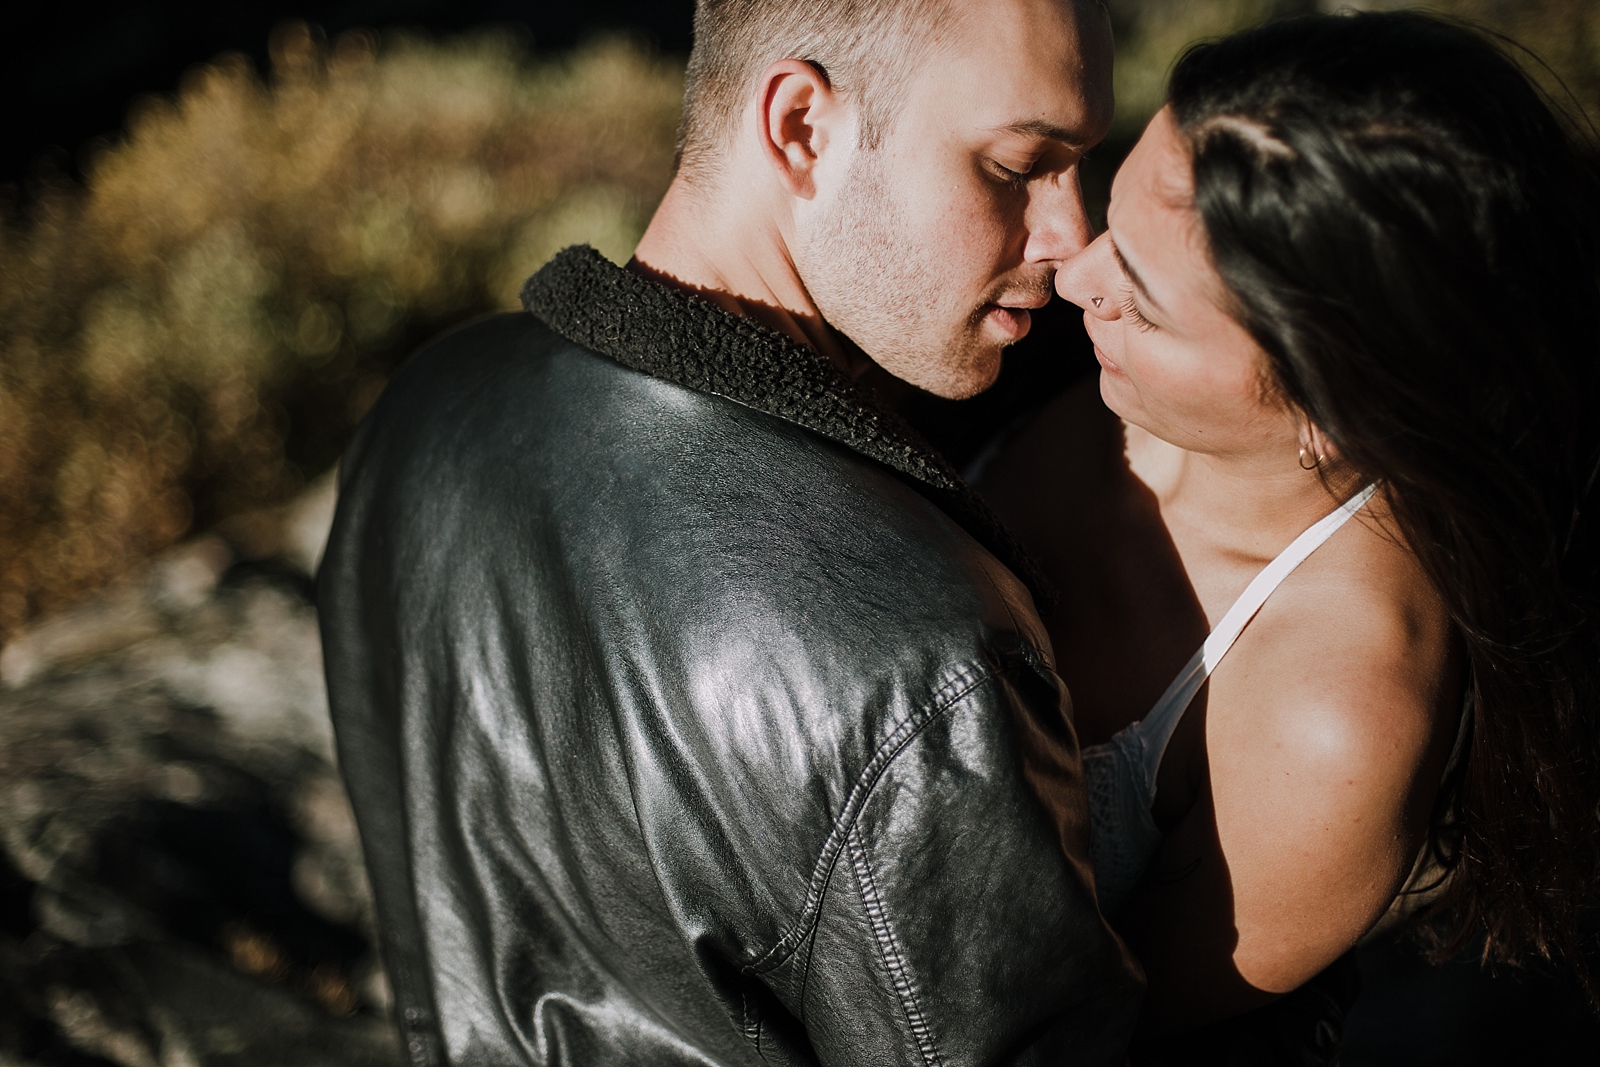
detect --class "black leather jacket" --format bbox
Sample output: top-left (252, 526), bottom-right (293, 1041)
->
top-left (320, 248), bottom-right (1142, 1066)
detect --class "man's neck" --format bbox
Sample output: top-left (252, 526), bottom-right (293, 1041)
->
top-left (629, 177), bottom-right (877, 383)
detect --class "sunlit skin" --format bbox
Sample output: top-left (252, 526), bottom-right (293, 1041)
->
top-left (631, 0), bottom-right (1114, 401)
top-left (980, 107), bottom-right (1464, 1032)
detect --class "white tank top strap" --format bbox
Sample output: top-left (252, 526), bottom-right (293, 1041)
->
top-left (1131, 481), bottom-right (1380, 794)
top-left (1084, 481), bottom-right (1379, 914)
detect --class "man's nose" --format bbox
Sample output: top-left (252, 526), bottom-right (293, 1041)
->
top-left (1023, 170), bottom-right (1095, 265)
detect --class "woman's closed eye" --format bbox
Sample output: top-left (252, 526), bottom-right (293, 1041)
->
top-left (1108, 240), bottom-right (1160, 332)
top-left (1120, 288), bottom-right (1157, 332)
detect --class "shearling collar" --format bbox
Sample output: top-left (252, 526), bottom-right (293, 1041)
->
top-left (520, 245), bottom-right (1054, 614)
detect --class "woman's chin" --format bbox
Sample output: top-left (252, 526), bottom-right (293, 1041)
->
top-left (1097, 368), bottom-right (1140, 421)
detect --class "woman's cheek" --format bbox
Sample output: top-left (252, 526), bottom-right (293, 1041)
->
top-left (1126, 340), bottom-right (1211, 421)
top-left (1119, 335), bottom-right (1168, 389)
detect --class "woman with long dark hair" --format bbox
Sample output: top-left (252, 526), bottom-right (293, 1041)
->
top-left (979, 9), bottom-right (1600, 1047)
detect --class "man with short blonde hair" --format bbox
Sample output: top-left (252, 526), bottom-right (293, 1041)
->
top-left (322, 2), bottom-right (1141, 1064)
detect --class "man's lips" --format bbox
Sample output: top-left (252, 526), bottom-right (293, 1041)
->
top-left (984, 295), bottom-right (1049, 341)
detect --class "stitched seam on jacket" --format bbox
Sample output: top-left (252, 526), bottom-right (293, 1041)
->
top-left (741, 986), bottom-right (764, 1057)
top-left (748, 661), bottom-right (991, 977)
top-left (848, 822), bottom-right (946, 1067)
top-left (791, 917), bottom-right (822, 1034)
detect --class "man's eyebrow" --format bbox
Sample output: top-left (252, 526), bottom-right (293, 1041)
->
top-left (989, 119), bottom-right (1085, 147)
top-left (1112, 240), bottom-right (1164, 315)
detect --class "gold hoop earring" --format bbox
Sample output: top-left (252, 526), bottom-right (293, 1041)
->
top-left (1298, 446), bottom-right (1324, 471)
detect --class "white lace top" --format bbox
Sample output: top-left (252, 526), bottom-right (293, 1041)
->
top-left (1083, 483), bottom-right (1379, 915)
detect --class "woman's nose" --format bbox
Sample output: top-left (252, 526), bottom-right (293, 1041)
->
top-left (1054, 232), bottom-right (1119, 318)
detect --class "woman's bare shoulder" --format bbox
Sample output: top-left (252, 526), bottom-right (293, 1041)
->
top-left (1215, 502), bottom-right (1460, 774)
top-left (1189, 507), bottom-right (1461, 991)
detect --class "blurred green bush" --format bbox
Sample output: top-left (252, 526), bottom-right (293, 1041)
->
top-left (0, 25), bottom-right (682, 641)
top-left (0, 3), bottom-right (1593, 645)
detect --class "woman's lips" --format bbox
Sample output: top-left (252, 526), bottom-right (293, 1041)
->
top-left (1093, 344), bottom-right (1124, 375)
top-left (984, 304), bottom-right (1033, 341)
top-left (1082, 313), bottom-right (1124, 375)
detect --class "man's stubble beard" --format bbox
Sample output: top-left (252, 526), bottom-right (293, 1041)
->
top-left (797, 152), bottom-right (1007, 400)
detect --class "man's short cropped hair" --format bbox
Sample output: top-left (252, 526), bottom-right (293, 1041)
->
top-left (676, 0), bottom-right (955, 178)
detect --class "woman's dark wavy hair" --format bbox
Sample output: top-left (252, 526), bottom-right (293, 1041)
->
top-left (1168, 12), bottom-right (1600, 993)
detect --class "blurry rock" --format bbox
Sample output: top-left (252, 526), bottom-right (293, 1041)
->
top-left (137, 589), bottom-right (336, 759)
top-left (0, 538), bottom-right (233, 691)
top-left (0, 476), bottom-right (398, 1066)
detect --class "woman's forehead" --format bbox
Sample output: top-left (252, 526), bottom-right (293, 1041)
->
top-left (1113, 108), bottom-right (1195, 215)
top-left (1110, 115), bottom-right (1207, 280)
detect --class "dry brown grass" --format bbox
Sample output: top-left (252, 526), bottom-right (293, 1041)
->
top-left (0, 25), bottom-right (682, 642)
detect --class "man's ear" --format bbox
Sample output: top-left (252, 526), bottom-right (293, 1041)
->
top-left (756, 59), bottom-right (847, 200)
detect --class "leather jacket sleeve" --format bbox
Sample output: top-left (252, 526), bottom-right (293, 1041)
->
top-left (751, 658), bottom-right (1141, 1067)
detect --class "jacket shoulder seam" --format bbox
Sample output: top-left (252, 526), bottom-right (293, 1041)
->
top-left (748, 660), bottom-right (998, 979)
